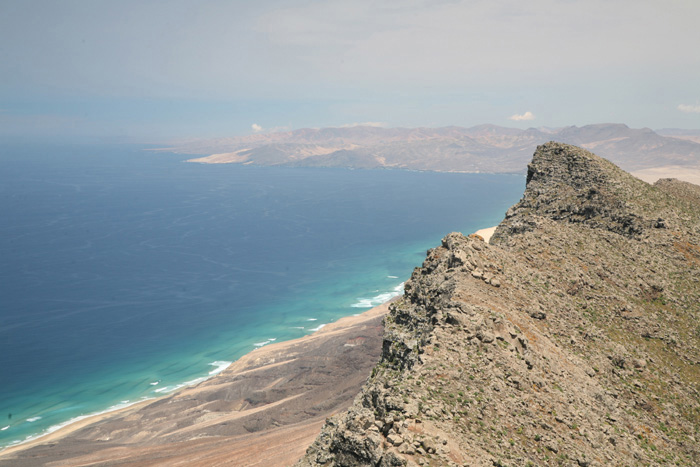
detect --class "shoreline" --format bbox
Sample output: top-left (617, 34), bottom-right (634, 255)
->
top-left (0, 299), bottom-right (394, 461)
top-left (0, 398), bottom-right (156, 458)
top-left (474, 225), bottom-right (497, 243)
top-left (2, 224), bottom-right (495, 464)
top-left (631, 165), bottom-right (700, 185)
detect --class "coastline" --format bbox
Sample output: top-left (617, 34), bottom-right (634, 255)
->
top-left (631, 165), bottom-right (700, 185)
top-left (474, 225), bottom-right (497, 243)
top-left (1, 221), bottom-right (501, 462)
top-left (0, 399), bottom-right (156, 458)
top-left (0, 300), bottom-right (393, 464)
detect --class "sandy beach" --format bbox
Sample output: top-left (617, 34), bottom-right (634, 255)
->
top-left (0, 301), bottom-right (392, 466)
top-left (474, 226), bottom-right (497, 243)
top-left (631, 166), bottom-right (700, 185)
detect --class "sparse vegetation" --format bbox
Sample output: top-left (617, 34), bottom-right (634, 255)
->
top-left (298, 143), bottom-right (700, 467)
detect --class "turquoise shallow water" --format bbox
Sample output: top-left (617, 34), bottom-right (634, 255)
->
top-left (0, 142), bottom-right (524, 448)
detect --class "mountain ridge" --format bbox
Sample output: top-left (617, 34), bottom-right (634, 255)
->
top-left (165, 124), bottom-right (700, 177)
top-left (297, 142), bottom-right (700, 466)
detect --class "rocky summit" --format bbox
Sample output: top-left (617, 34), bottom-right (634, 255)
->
top-left (297, 142), bottom-right (700, 466)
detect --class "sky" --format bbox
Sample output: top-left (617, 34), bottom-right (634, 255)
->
top-left (1, 0), bottom-right (699, 142)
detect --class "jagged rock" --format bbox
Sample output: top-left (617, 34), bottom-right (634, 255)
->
top-left (387, 433), bottom-right (404, 446)
top-left (632, 358), bottom-right (647, 369)
top-left (297, 143), bottom-right (700, 466)
top-left (397, 442), bottom-right (415, 455)
top-left (420, 438), bottom-right (436, 454)
top-left (477, 330), bottom-right (495, 343)
top-left (528, 309), bottom-right (547, 320)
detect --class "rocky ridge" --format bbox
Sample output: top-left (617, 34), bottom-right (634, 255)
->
top-left (297, 142), bottom-right (700, 466)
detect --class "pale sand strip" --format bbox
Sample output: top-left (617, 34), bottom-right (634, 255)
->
top-left (474, 226), bottom-right (497, 243)
top-left (188, 150), bottom-right (251, 164)
top-left (0, 301), bottom-right (393, 459)
top-left (632, 166), bottom-right (700, 185)
top-left (0, 400), bottom-right (156, 458)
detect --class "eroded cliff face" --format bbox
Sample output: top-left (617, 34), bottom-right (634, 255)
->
top-left (297, 142), bottom-right (700, 466)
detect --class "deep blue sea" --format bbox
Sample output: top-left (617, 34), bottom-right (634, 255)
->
top-left (0, 142), bottom-right (524, 448)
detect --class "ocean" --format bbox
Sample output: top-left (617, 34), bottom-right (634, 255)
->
top-left (0, 142), bottom-right (524, 449)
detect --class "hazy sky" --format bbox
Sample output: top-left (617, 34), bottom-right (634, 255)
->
top-left (1, 0), bottom-right (699, 141)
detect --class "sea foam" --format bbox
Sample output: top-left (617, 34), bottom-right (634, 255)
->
top-left (351, 283), bottom-right (404, 308)
top-left (208, 360), bottom-right (232, 375)
top-left (5, 398), bottom-right (155, 449)
top-left (4, 360), bottom-right (232, 448)
top-left (153, 361), bottom-right (232, 394)
top-left (253, 338), bottom-right (276, 348)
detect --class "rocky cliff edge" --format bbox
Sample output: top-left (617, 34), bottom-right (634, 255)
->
top-left (297, 142), bottom-right (700, 466)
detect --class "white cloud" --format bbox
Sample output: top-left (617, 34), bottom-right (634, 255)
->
top-left (251, 123), bottom-right (263, 132)
top-left (337, 121), bottom-right (386, 128)
top-left (678, 104), bottom-right (700, 113)
top-left (508, 111), bottom-right (535, 121)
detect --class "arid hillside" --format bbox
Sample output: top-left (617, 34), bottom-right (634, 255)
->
top-left (298, 142), bottom-right (700, 466)
top-left (166, 124), bottom-right (700, 177)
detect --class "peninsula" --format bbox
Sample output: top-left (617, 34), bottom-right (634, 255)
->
top-left (165, 124), bottom-right (700, 184)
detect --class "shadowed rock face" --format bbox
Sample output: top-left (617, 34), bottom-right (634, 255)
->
top-left (298, 142), bottom-right (700, 467)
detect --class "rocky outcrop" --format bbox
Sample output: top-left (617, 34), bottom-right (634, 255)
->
top-left (297, 142), bottom-right (700, 466)
top-left (492, 142), bottom-right (654, 241)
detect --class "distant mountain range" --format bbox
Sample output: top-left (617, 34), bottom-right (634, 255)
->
top-left (165, 123), bottom-right (700, 175)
